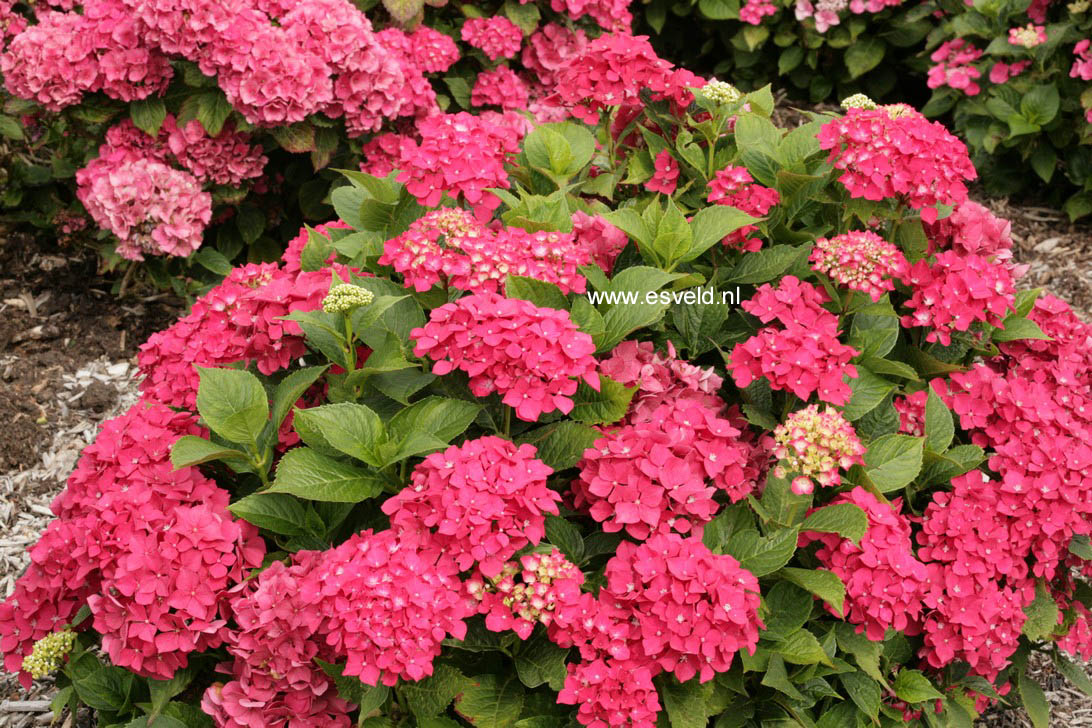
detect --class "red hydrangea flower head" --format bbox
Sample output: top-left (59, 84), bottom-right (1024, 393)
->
top-left (163, 116), bottom-right (267, 186)
top-left (467, 549), bottom-right (585, 638)
top-left (646, 150), bottom-right (679, 195)
top-left (817, 105), bottom-right (977, 223)
top-left (571, 211), bottom-right (628, 274)
top-left (408, 25), bottom-right (460, 73)
top-left (302, 529), bottom-right (471, 686)
top-left (801, 487), bottom-right (928, 640)
top-left (522, 23), bottom-right (588, 87)
top-left (809, 230), bottom-right (909, 302)
top-left (558, 659), bottom-right (661, 728)
top-left (600, 340), bottom-right (724, 420)
top-left (894, 390), bottom-right (927, 436)
top-left (773, 405), bottom-right (865, 494)
top-left (394, 112), bottom-right (522, 219)
top-left (602, 534), bottom-right (763, 682)
top-left (554, 34), bottom-right (688, 124)
top-left (410, 293), bottom-right (599, 422)
top-left (731, 277), bottom-right (859, 404)
top-left (383, 435), bottom-right (560, 576)
top-left (76, 156), bottom-right (211, 261)
top-left (461, 16), bottom-right (522, 60)
top-left (927, 39), bottom-right (983, 96)
top-left (573, 398), bottom-right (756, 539)
top-left (899, 250), bottom-right (1015, 345)
top-left (471, 66), bottom-right (530, 110)
top-left (381, 212), bottom-right (591, 294)
top-left (706, 165), bottom-right (780, 251)
top-left (923, 200), bottom-right (1016, 265)
top-left (138, 263), bottom-right (342, 409)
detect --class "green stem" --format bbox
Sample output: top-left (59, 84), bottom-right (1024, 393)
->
top-left (503, 407), bottom-right (512, 438)
top-left (344, 313), bottom-right (357, 371)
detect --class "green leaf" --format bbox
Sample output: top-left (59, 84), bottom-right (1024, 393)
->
top-left (726, 244), bottom-right (811, 284)
top-left (860, 356), bottom-right (919, 381)
top-left (569, 376), bottom-right (636, 425)
top-left (800, 503), bottom-right (868, 544)
top-left (455, 675), bottom-right (524, 728)
top-left (1020, 85), bottom-right (1060, 126)
top-left (849, 303), bottom-right (900, 359)
top-left (993, 316), bottom-right (1050, 343)
top-left (271, 122), bottom-right (316, 153)
top-left (269, 447), bottom-right (386, 502)
top-left (686, 206), bottom-right (759, 262)
top-left (894, 669), bottom-right (943, 704)
top-left (780, 567), bottom-right (847, 617)
top-left (840, 671), bottom-right (881, 721)
top-left (919, 444), bottom-right (985, 486)
top-left (72, 664), bottom-right (133, 712)
top-left (403, 665), bottom-right (470, 718)
top-left (731, 526), bottom-right (799, 577)
top-left (863, 434), bottom-right (924, 492)
top-left (845, 37), bottom-right (885, 78)
top-left (503, 0), bottom-right (540, 33)
top-left (1070, 534), bottom-right (1092, 560)
top-left (843, 368), bottom-right (896, 421)
top-left (514, 634), bottom-right (568, 690)
top-left (228, 493), bottom-right (310, 536)
top-left (195, 366), bottom-right (269, 445)
top-left (1053, 652), bottom-right (1092, 697)
top-left (659, 675), bottom-right (716, 728)
top-left (517, 421), bottom-right (600, 471)
top-left (271, 365), bottom-right (329, 433)
top-left (293, 403), bottom-right (385, 467)
top-left (195, 91), bottom-right (233, 136)
top-left (761, 655), bottom-right (806, 701)
top-left (762, 581), bottom-right (813, 640)
top-left (170, 435), bottom-right (248, 469)
top-left (924, 388), bottom-right (954, 453)
top-left (506, 275), bottom-right (569, 310)
top-left (236, 206), bottom-right (266, 245)
top-left (1022, 580), bottom-right (1060, 641)
top-left (130, 98), bottom-right (167, 136)
top-left (651, 198), bottom-right (693, 267)
top-left (835, 624), bottom-right (884, 683)
top-left (544, 515), bottom-right (585, 563)
top-left (194, 247), bottom-right (233, 276)
top-left (1019, 668), bottom-right (1051, 728)
top-left (602, 209), bottom-right (652, 248)
top-left (773, 628), bottom-right (833, 666)
top-left (0, 114), bottom-right (25, 140)
top-left (388, 396), bottom-right (480, 445)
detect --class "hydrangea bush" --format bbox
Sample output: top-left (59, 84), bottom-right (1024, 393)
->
top-left (640, 0), bottom-right (1092, 216)
top-left (6, 54), bottom-right (1092, 728)
top-left (0, 0), bottom-right (629, 288)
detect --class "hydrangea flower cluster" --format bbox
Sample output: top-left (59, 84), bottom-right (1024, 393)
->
top-left (162, 117), bottom-right (268, 186)
top-left (740, 0), bottom-right (778, 23)
top-left (466, 549), bottom-right (585, 639)
top-left (461, 16), bottom-right (523, 60)
top-left (817, 105), bottom-right (977, 222)
top-left (899, 250), bottom-right (1016, 345)
top-left (472, 66), bottom-right (530, 110)
top-left (203, 554), bottom-right (354, 728)
top-left (924, 199), bottom-right (1016, 265)
top-left (1073, 40), bottom-right (1092, 81)
top-left (1009, 23), bottom-right (1047, 48)
top-left (573, 398), bottom-right (756, 539)
top-left (731, 276), bottom-right (859, 404)
top-left (927, 40), bottom-right (983, 96)
top-left (138, 257), bottom-right (342, 409)
top-left (794, 0), bottom-right (847, 33)
top-left (809, 230), bottom-right (908, 302)
top-left (522, 23), bottom-right (588, 88)
top-left (383, 436), bottom-right (560, 576)
top-left (570, 211), bottom-right (628, 274)
top-left (75, 157), bottom-right (212, 261)
top-left (894, 390), bottom-right (928, 436)
top-left (0, 402), bottom-right (264, 688)
top-left (802, 488), bottom-right (929, 640)
top-left (772, 405), bottom-right (865, 494)
top-left (391, 112), bottom-right (523, 218)
top-left (706, 165), bottom-right (780, 251)
top-left (990, 60), bottom-right (1031, 84)
top-left (555, 33), bottom-right (700, 124)
top-left (410, 293), bottom-right (599, 422)
top-left (380, 209), bottom-right (592, 294)
top-left (600, 340), bottom-right (724, 420)
top-left (304, 529), bottom-right (471, 686)
top-left (0, 5), bottom-right (171, 110)
top-left (21, 630), bottom-right (75, 680)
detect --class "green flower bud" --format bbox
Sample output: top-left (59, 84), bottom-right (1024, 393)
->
top-left (322, 284), bottom-right (375, 314)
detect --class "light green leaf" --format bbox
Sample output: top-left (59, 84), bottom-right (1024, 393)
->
top-left (1022, 581), bottom-right (1060, 641)
top-left (195, 366), bottom-right (269, 445)
top-left (780, 567), bottom-right (847, 618)
top-left (843, 368), bottom-right (896, 421)
top-left (924, 388), bottom-right (954, 453)
top-left (773, 629), bottom-right (833, 666)
top-left (228, 493), bottom-right (309, 536)
top-left (269, 447), bottom-right (386, 502)
top-left (731, 526), bottom-right (799, 577)
top-left (863, 434), bottom-right (924, 492)
top-left (388, 396), bottom-right (480, 445)
top-left (569, 376), bottom-right (635, 425)
top-left (894, 669), bottom-right (944, 704)
top-left (800, 503), bottom-right (868, 544)
top-left (293, 403), bottom-right (385, 467)
top-left (726, 244), bottom-right (811, 284)
top-left (517, 421), bottom-right (600, 471)
top-left (1019, 668), bottom-right (1051, 728)
top-left (170, 435), bottom-right (248, 469)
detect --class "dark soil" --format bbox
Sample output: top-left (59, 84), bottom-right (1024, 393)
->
top-left (0, 232), bottom-right (181, 472)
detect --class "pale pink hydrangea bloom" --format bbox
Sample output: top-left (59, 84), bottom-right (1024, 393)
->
top-left (809, 230), bottom-right (909, 301)
top-left (461, 16), bottom-right (523, 60)
top-left (927, 39), bottom-right (983, 95)
top-left (772, 405), bottom-right (865, 494)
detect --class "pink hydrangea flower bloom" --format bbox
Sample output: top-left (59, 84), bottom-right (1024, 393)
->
top-left (772, 405), bottom-right (865, 494)
top-left (1072, 40), bottom-right (1092, 81)
top-left (410, 293), bottom-right (600, 422)
top-left (706, 166), bottom-right (780, 251)
top-left (471, 66), bottom-right (530, 110)
top-left (461, 16), bottom-right (523, 60)
top-left (467, 549), bottom-right (585, 639)
top-left (809, 230), bottom-right (908, 301)
top-left (927, 39), bottom-right (983, 96)
top-left (646, 149), bottom-right (679, 195)
top-left (1009, 23), bottom-right (1047, 48)
top-left (740, 0), bottom-right (778, 23)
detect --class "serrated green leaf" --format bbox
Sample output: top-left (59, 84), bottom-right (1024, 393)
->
top-left (514, 634), bottom-right (568, 690)
top-left (228, 492), bottom-right (310, 536)
top-left (894, 669), bottom-right (944, 704)
top-left (864, 434), bottom-right (923, 492)
top-left (801, 503), bottom-right (868, 544)
top-left (195, 367), bottom-right (269, 445)
top-left (924, 388), bottom-right (954, 453)
top-left (780, 567), bottom-right (847, 618)
top-left (269, 447), bottom-right (386, 502)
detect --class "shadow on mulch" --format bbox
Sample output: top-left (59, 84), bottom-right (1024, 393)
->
top-left (0, 232), bottom-right (181, 473)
